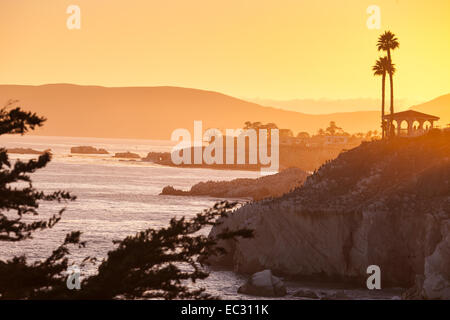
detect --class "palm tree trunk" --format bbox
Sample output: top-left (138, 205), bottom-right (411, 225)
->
top-left (389, 72), bottom-right (394, 137)
top-left (382, 74), bottom-right (386, 139)
top-left (387, 49), bottom-right (394, 137)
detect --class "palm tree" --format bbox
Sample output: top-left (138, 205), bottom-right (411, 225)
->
top-left (372, 56), bottom-right (396, 138)
top-left (377, 31), bottom-right (399, 136)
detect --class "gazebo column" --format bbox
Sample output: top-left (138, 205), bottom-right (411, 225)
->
top-left (418, 120), bottom-right (425, 134)
top-left (397, 120), bottom-right (402, 136)
top-left (407, 120), bottom-right (414, 136)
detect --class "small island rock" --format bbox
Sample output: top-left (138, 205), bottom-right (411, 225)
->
top-left (71, 146), bottom-right (109, 154)
top-left (238, 270), bottom-right (286, 297)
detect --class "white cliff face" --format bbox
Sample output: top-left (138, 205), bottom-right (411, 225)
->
top-left (422, 221), bottom-right (450, 299)
top-left (210, 202), bottom-right (447, 287)
top-left (208, 133), bottom-right (450, 299)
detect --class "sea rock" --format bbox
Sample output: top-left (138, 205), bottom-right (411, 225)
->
top-left (237, 270), bottom-right (286, 297)
top-left (113, 152), bottom-right (140, 159)
top-left (293, 289), bottom-right (321, 299)
top-left (160, 186), bottom-right (187, 196)
top-left (71, 146), bottom-right (109, 154)
top-left (142, 152), bottom-right (172, 164)
top-left (319, 290), bottom-right (351, 300)
top-left (7, 148), bottom-right (51, 155)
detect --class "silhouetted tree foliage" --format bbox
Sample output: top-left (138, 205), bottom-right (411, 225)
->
top-left (243, 121), bottom-right (278, 130)
top-left (72, 201), bottom-right (253, 300)
top-left (0, 102), bottom-right (76, 241)
top-left (0, 103), bottom-right (253, 299)
top-left (377, 31), bottom-right (400, 137)
top-left (325, 121), bottom-right (343, 136)
top-left (0, 231), bottom-right (85, 299)
top-left (0, 102), bottom-right (78, 299)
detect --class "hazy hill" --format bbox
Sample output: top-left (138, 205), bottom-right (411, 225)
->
top-left (0, 84), bottom-right (380, 140)
top-left (0, 84), bottom-right (447, 140)
top-left (251, 97), bottom-right (409, 114)
top-left (411, 94), bottom-right (450, 126)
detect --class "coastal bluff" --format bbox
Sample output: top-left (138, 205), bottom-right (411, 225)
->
top-left (208, 131), bottom-right (450, 299)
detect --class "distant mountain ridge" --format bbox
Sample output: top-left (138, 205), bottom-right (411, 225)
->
top-left (250, 97), bottom-right (410, 114)
top-left (0, 84), bottom-right (446, 140)
top-left (410, 94), bottom-right (450, 126)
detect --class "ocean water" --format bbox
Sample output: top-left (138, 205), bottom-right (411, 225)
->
top-left (0, 135), bottom-right (401, 299)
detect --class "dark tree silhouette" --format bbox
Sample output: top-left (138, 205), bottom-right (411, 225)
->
top-left (73, 201), bottom-right (252, 300)
top-left (0, 102), bottom-right (79, 299)
top-left (0, 103), bottom-right (252, 299)
top-left (296, 132), bottom-right (310, 139)
top-left (373, 56), bottom-right (396, 139)
top-left (326, 121), bottom-right (343, 136)
top-left (243, 121), bottom-right (278, 131)
top-left (0, 101), bottom-right (76, 242)
top-left (377, 31), bottom-right (400, 137)
top-left (3, 201), bottom-right (252, 300)
top-left (0, 231), bottom-right (85, 299)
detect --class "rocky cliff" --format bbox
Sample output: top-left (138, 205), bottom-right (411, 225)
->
top-left (208, 131), bottom-right (450, 299)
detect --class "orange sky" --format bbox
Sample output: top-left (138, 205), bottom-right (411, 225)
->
top-left (0, 0), bottom-right (449, 104)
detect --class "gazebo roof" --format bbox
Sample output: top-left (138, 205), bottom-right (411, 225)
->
top-left (383, 110), bottom-right (440, 121)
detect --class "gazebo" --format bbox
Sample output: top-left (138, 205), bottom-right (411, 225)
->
top-left (383, 110), bottom-right (440, 137)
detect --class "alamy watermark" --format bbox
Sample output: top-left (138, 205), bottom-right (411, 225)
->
top-left (366, 265), bottom-right (381, 290)
top-left (64, 5), bottom-right (381, 30)
top-left (67, 5), bottom-right (81, 30)
top-left (366, 5), bottom-right (381, 30)
top-left (171, 121), bottom-right (279, 174)
top-left (66, 265), bottom-right (81, 290)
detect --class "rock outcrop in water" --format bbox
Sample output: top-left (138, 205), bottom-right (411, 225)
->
top-left (71, 146), bottom-right (109, 154)
top-left (160, 168), bottom-right (308, 200)
top-left (7, 148), bottom-right (51, 155)
top-left (113, 152), bottom-right (140, 159)
top-left (238, 269), bottom-right (286, 297)
top-left (208, 131), bottom-right (450, 299)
